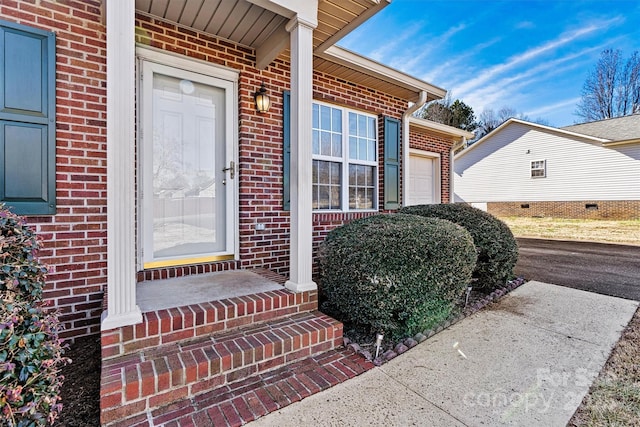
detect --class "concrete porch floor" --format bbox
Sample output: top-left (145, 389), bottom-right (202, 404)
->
top-left (136, 269), bottom-right (284, 312)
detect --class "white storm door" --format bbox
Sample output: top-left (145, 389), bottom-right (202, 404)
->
top-left (408, 151), bottom-right (440, 206)
top-left (141, 61), bottom-right (236, 268)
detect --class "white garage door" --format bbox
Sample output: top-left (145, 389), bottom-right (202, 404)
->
top-left (408, 153), bottom-right (439, 206)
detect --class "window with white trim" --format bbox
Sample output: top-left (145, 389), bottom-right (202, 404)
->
top-left (530, 160), bottom-right (546, 178)
top-left (312, 102), bottom-right (378, 211)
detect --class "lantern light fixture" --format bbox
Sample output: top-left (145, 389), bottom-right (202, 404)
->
top-left (254, 82), bottom-right (271, 113)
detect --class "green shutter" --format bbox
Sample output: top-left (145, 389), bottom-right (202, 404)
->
top-left (0, 20), bottom-right (56, 215)
top-left (283, 90), bottom-right (290, 211)
top-left (383, 116), bottom-right (401, 210)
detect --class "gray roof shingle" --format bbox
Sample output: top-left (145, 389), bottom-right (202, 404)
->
top-left (561, 114), bottom-right (640, 141)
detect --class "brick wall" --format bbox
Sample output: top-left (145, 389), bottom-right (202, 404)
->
top-left (409, 128), bottom-right (456, 203)
top-left (1, 0), bottom-right (107, 339)
top-left (1, 4), bottom-right (454, 338)
top-left (488, 200), bottom-right (640, 220)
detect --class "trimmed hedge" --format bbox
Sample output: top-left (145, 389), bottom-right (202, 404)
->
top-left (0, 207), bottom-right (69, 426)
top-left (319, 213), bottom-right (477, 341)
top-left (400, 204), bottom-right (518, 291)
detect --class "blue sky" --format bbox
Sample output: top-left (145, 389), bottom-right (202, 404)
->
top-left (340, 0), bottom-right (640, 127)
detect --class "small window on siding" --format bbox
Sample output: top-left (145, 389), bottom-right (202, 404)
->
top-left (530, 160), bottom-right (546, 178)
top-left (0, 20), bottom-right (56, 215)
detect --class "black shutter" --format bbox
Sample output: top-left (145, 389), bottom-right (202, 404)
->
top-left (0, 20), bottom-right (56, 215)
top-left (383, 116), bottom-right (401, 210)
top-left (283, 90), bottom-right (290, 211)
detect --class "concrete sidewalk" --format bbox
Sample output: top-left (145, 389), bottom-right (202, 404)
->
top-left (249, 281), bottom-right (638, 426)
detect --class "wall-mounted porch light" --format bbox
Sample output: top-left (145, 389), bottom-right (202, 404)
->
top-left (254, 82), bottom-right (271, 113)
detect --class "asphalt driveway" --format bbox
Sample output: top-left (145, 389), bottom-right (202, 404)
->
top-left (515, 238), bottom-right (640, 300)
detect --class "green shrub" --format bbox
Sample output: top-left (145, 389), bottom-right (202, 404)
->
top-left (0, 207), bottom-right (69, 426)
top-left (319, 213), bottom-right (476, 341)
top-left (400, 203), bottom-right (519, 291)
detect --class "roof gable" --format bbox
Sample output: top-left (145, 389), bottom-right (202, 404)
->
top-left (456, 118), bottom-right (607, 159)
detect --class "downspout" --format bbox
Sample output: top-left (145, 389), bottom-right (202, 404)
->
top-left (450, 136), bottom-right (467, 203)
top-left (401, 90), bottom-right (428, 207)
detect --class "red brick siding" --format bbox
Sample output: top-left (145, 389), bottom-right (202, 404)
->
top-left (488, 200), bottom-right (640, 220)
top-left (1, 5), bottom-right (453, 337)
top-left (409, 128), bottom-right (456, 203)
top-left (1, 0), bottom-right (107, 339)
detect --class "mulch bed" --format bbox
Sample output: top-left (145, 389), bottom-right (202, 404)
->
top-left (57, 334), bottom-right (101, 427)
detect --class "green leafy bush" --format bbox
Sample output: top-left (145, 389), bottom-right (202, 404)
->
top-left (0, 207), bottom-right (69, 426)
top-left (319, 213), bottom-right (476, 341)
top-left (400, 204), bottom-right (519, 291)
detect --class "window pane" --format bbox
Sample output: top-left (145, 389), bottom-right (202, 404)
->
top-left (368, 140), bottom-right (376, 161)
top-left (332, 108), bottom-right (342, 132)
top-left (358, 115), bottom-right (367, 136)
top-left (358, 138), bottom-right (367, 160)
top-left (348, 112), bottom-right (357, 135)
top-left (330, 162), bottom-right (341, 185)
top-left (313, 160), bottom-right (341, 209)
top-left (317, 186), bottom-right (329, 209)
top-left (321, 132), bottom-right (331, 155)
top-left (312, 104), bottom-right (319, 128)
top-left (332, 134), bottom-right (342, 157)
top-left (321, 105), bottom-right (331, 130)
top-left (349, 165), bottom-right (356, 185)
top-left (312, 130), bottom-right (319, 155)
top-left (330, 186), bottom-right (341, 208)
top-left (312, 160), bottom-right (319, 184)
top-left (349, 136), bottom-right (357, 159)
top-left (367, 117), bottom-right (376, 138)
top-left (348, 164), bottom-right (375, 210)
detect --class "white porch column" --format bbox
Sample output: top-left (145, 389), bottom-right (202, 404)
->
top-left (285, 17), bottom-right (317, 293)
top-left (101, 0), bottom-right (142, 329)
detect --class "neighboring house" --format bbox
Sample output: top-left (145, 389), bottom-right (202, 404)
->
top-left (454, 116), bottom-right (640, 219)
top-left (1, 1), bottom-right (473, 424)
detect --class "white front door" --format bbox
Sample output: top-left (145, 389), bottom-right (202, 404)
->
top-left (408, 151), bottom-right (440, 206)
top-left (140, 60), bottom-right (236, 269)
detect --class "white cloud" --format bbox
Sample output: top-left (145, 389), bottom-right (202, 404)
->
top-left (516, 21), bottom-right (535, 30)
top-left (454, 18), bottom-right (620, 95)
top-left (525, 97), bottom-right (581, 117)
top-left (368, 21), bottom-right (426, 62)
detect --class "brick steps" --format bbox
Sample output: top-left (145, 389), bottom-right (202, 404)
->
top-left (101, 287), bottom-right (318, 359)
top-left (104, 347), bottom-right (375, 427)
top-left (101, 311), bottom-right (344, 426)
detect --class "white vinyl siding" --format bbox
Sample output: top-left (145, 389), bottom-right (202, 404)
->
top-left (454, 122), bottom-right (640, 202)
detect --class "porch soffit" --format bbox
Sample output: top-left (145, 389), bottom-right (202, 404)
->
top-left (135, 0), bottom-right (386, 52)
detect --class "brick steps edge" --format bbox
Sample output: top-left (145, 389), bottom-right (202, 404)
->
top-left (104, 346), bottom-right (375, 427)
top-left (101, 287), bottom-right (318, 359)
top-left (100, 311), bottom-right (342, 425)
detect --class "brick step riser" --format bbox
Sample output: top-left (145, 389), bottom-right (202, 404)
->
top-left (101, 289), bottom-right (318, 359)
top-left (100, 312), bottom-right (342, 426)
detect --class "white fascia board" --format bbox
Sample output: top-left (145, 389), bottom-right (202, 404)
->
top-left (318, 45), bottom-right (447, 100)
top-left (602, 138), bottom-right (640, 147)
top-left (315, 0), bottom-right (391, 53)
top-left (409, 116), bottom-right (475, 140)
top-left (456, 118), bottom-right (609, 159)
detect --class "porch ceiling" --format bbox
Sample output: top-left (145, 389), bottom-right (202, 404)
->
top-left (135, 0), bottom-right (387, 52)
